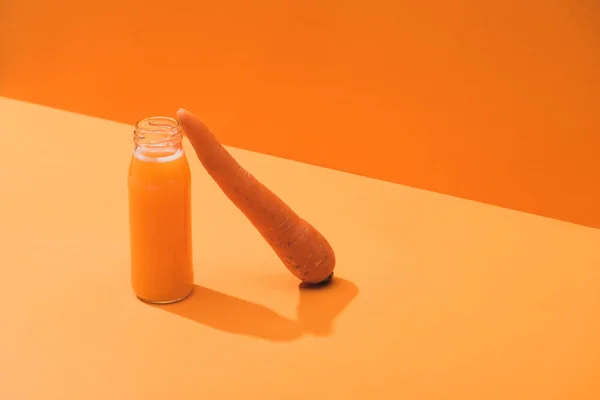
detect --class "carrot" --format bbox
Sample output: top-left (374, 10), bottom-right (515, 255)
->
top-left (177, 109), bottom-right (335, 284)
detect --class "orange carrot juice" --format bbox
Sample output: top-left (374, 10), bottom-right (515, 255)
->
top-left (128, 117), bottom-right (193, 303)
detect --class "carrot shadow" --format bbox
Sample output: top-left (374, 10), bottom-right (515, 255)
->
top-left (297, 277), bottom-right (360, 337)
top-left (153, 277), bottom-right (359, 342)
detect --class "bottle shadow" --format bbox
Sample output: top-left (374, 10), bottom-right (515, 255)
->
top-left (152, 277), bottom-right (359, 342)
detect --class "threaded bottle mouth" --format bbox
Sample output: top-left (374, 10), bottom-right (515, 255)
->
top-left (134, 116), bottom-right (182, 147)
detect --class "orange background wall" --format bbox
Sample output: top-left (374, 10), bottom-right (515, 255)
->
top-left (2, 0), bottom-right (599, 228)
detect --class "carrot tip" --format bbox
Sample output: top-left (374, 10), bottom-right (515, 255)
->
top-left (300, 272), bottom-right (334, 288)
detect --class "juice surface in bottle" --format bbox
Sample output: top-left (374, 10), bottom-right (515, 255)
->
top-left (128, 117), bottom-right (193, 303)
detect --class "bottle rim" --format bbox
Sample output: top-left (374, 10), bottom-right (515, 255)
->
top-left (134, 116), bottom-right (182, 146)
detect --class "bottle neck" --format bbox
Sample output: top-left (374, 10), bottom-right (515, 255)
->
top-left (133, 116), bottom-right (183, 162)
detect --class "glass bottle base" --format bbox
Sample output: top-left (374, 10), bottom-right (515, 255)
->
top-left (136, 286), bottom-right (193, 305)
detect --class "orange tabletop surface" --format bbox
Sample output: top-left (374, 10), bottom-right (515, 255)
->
top-left (1, 97), bottom-right (600, 399)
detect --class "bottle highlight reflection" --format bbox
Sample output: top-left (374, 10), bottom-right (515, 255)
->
top-left (128, 116), bottom-right (194, 304)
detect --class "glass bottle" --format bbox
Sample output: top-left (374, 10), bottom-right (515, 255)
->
top-left (128, 116), bottom-right (194, 303)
